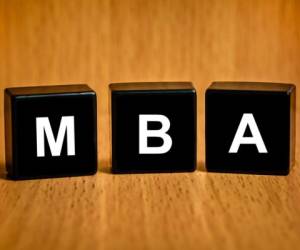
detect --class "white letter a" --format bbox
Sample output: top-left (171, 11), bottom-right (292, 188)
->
top-left (229, 113), bottom-right (267, 153)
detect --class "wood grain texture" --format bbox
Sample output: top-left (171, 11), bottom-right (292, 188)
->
top-left (0, 0), bottom-right (299, 249)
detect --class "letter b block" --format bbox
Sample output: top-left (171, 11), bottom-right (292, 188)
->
top-left (205, 82), bottom-right (296, 175)
top-left (110, 82), bottom-right (197, 173)
top-left (5, 85), bottom-right (97, 179)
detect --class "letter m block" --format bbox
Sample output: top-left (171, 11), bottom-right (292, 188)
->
top-left (4, 85), bottom-right (98, 180)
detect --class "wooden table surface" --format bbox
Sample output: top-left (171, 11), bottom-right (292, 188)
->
top-left (0, 0), bottom-right (299, 249)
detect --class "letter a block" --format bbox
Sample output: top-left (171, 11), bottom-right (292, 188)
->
top-left (5, 85), bottom-right (97, 179)
top-left (110, 82), bottom-right (197, 173)
top-left (205, 82), bottom-right (296, 175)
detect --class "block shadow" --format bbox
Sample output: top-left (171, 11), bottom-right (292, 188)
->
top-left (197, 161), bottom-right (206, 172)
top-left (0, 163), bottom-right (7, 180)
top-left (98, 161), bottom-right (207, 175)
top-left (98, 160), bottom-right (112, 174)
top-left (0, 161), bottom-right (207, 178)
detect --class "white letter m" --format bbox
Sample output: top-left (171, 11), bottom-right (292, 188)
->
top-left (36, 116), bottom-right (75, 157)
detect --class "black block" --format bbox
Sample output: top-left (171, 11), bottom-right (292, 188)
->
top-left (110, 82), bottom-right (197, 173)
top-left (205, 82), bottom-right (296, 175)
top-left (5, 84), bottom-right (98, 180)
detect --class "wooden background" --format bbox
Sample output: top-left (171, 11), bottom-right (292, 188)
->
top-left (0, 0), bottom-right (299, 249)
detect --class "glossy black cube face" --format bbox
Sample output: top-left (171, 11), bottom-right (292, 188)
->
top-left (205, 82), bottom-right (295, 175)
top-left (111, 82), bottom-right (197, 173)
top-left (5, 85), bottom-right (97, 180)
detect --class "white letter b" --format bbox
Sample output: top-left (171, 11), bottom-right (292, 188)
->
top-left (139, 114), bottom-right (172, 154)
